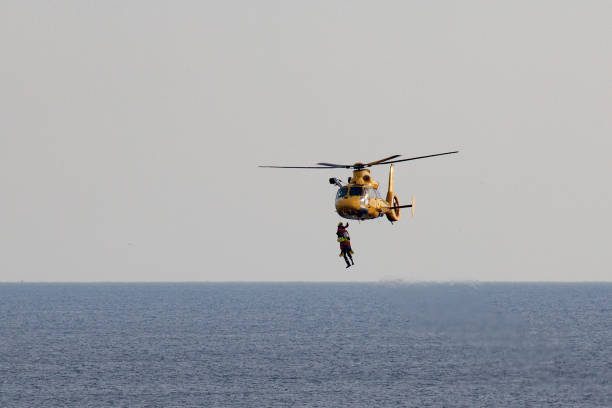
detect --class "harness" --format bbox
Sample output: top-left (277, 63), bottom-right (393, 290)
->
top-left (337, 226), bottom-right (353, 252)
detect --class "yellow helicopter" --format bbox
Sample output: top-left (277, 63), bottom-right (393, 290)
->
top-left (260, 151), bottom-right (458, 222)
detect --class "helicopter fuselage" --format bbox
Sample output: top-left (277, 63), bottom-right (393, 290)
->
top-left (335, 185), bottom-right (387, 220)
top-left (334, 169), bottom-right (391, 220)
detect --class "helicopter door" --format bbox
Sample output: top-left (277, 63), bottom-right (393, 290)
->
top-left (363, 188), bottom-right (372, 205)
top-left (367, 188), bottom-right (381, 212)
top-left (367, 188), bottom-right (379, 200)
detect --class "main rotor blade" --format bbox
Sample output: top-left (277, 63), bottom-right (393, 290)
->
top-left (316, 162), bottom-right (352, 168)
top-left (372, 151), bottom-right (459, 166)
top-left (258, 165), bottom-right (337, 169)
top-left (317, 155), bottom-right (401, 168)
top-left (365, 155), bottom-right (401, 166)
top-left (261, 151), bottom-right (457, 169)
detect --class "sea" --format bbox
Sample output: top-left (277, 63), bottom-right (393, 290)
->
top-left (0, 282), bottom-right (610, 407)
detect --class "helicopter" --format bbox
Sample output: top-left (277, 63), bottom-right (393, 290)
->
top-left (259, 151), bottom-right (458, 222)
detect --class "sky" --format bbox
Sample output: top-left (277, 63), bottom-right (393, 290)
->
top-left (1, 1), bottom-right (611, 282)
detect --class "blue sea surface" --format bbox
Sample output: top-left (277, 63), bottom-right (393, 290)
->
top-left (0, 283), bottom-right (610, 407)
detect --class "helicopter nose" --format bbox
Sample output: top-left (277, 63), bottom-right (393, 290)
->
top-left (336, 197), bottom-right (361, 212)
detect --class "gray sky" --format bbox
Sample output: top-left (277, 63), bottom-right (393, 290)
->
top-left (1, 1), bottom-right (611, 282)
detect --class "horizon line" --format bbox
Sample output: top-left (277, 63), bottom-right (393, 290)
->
top-left (1, 280), bottom-right (611, 284)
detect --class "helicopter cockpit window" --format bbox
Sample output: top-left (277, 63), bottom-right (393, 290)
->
top-left (336, 187), bottom-right (348, 198)
top-left (349, 187), bottom-right (364, 196)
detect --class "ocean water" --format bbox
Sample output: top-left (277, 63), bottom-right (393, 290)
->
top-left (0, 283), bottom-right (610, 407)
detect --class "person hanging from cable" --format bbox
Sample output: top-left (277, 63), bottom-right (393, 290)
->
top-left (336, 222), bottom-right (349, 239)
top-left (336, 222), bottom-right (354, 268)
